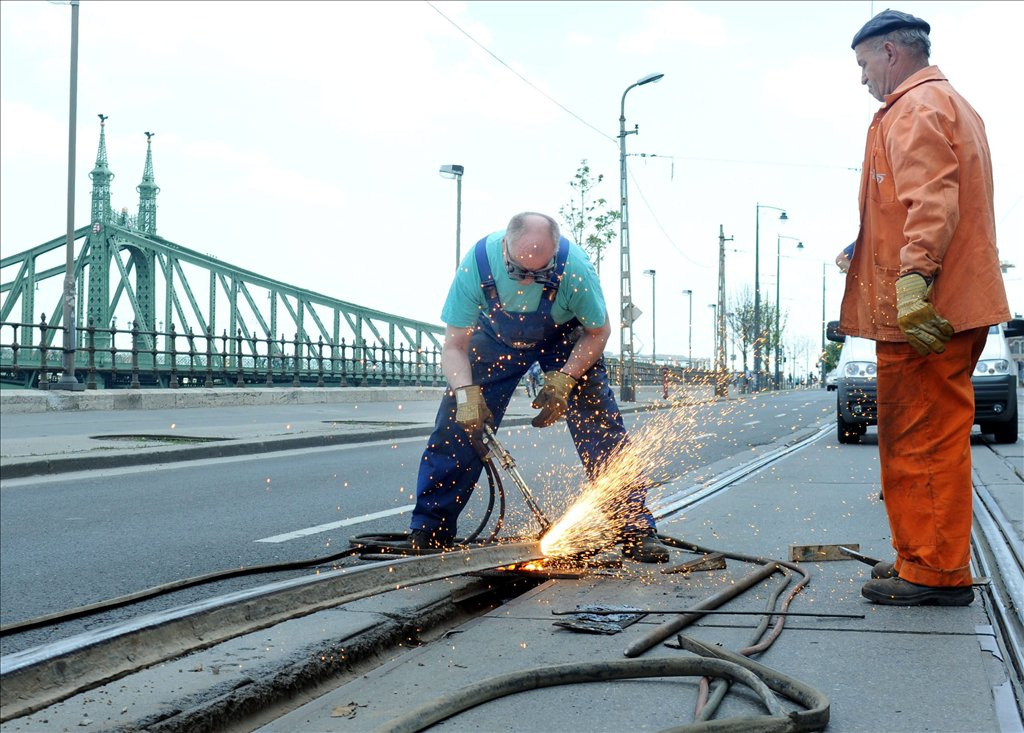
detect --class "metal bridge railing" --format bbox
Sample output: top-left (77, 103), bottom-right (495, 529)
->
top-left (0, 318), bottom-right (445, 390)
top-left (1, 317), bottom-right (734, 396)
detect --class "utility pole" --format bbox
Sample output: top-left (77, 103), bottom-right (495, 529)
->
top-left (716, 225), bottom-right (732, 397)
top-left (52, 0), bottom-right (84, 391)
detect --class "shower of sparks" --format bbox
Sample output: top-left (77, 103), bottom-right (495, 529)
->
top-left (539, 388), bottom-right (718, 559)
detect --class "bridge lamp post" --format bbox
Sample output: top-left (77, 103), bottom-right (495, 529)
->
top-left (618, 71), bottom-right (664, 402)
top-left (774, 235), bottom-right (803, 390)
top-left (753, 204), bottom-right (787, 392)
top-left (643, 269), bottom-right (656, 361)
top-left (50, 0), bottom-right (84, 391)
top-left (682, 289), bottom-right (693, 367)
top-left (439, 164), bottom-right (464, 270)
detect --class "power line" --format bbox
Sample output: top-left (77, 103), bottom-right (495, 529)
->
top-left (627, 164), bottom-right (713, 270)
top-left (425, 1), bottom-right (615, 144)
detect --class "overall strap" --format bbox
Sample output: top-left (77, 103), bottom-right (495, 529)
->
top-left (473, 237), bottom-right (500, 305)
top-left (537, 237), bottom-right (571, 317)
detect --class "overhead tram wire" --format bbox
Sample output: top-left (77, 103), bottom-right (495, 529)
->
top-left (425, 1), bottom-right (615, 145)
top-left (627, 164), bottom-right (713, 270)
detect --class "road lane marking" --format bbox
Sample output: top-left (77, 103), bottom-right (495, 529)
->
top-left (256, 504), bottom-right (416, 543)
top-left (0, 436), bottom-right (429, 488)
top-left (775, 413), bottom-right (787, 418)
top-left (743, 420), bottom-right (761, 426)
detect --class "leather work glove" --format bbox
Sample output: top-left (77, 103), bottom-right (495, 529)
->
top-left (531, 371), bottom-right (578, 428)
top-left (895, 273), bottom-right (954, 356)
top-left (454, 385), bottom-right (493, 454)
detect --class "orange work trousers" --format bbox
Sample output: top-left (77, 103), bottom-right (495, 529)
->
top-left (876, 327), bottom-right (987, 588)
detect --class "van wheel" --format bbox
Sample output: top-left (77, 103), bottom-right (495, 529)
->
top-left (837, 412), bottom-right (861, 444)
top-left (991, 420), bottom-right (1019, 444)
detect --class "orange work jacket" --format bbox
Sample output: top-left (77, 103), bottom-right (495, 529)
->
top-left (840, 66), bottom-right (1010, 341)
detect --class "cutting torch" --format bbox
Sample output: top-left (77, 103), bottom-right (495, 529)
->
top-left (480, 425), bottom-right (552, 533)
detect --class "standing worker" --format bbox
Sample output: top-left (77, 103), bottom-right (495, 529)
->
top-left (841, 10), bottom-right (1010, 605)
top-left (409, 212), bottom-right (668, 563)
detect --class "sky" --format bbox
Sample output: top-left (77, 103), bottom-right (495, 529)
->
top-left (2, 0), bottom-right (1022, 375)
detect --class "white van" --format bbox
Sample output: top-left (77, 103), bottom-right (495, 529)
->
top-left (973, 321), bottom-right (1021, 443)
top-left (826, 320), bottom-right (1022, 444)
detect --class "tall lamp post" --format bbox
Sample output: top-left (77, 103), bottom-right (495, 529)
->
top-left (820, 262), bottom-right (827, 384)
top-left (618, 71), bottom-right (664, 402)
top-left (708, 303), bottom-right (718, 368)
top-left (439, 164), bottom-right (464, 269)
top-left (51, 0), bottom-right (84, 391)
top-left (682, 289), bottom-right (693, 367)
top-left (753, 203), bottom-right (787, 391)
top-left (643, 269), bottom-right (656, 361)
top-left (774, 235), bottom-right (803, 389)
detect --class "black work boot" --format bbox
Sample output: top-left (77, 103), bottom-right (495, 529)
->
top-left (861, 577), bottom-right (973, 606)
top-left (621, 533), bottom-right (670, 564)
top-left (871, 561), bottom-right (897, 579)
top-left (408, 529), bottom-right (454, 552)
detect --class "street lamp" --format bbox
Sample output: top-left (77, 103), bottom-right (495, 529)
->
top-left (774, 235), bottom-right (803, 389)
top-left (753, 203), bottom-right (788, 391)
top-left (439, 164), bottom-right (464, 269)
top-left (708, 303), bottom-right (718, 369)
top-left (618, 71), bottom-right (664, 402)
top-left (682, 289), bottom-right (693, 367)
top-left (50, 0), bottom-right (84, 391)
top-left (643, 269), bottom-right (656, 361)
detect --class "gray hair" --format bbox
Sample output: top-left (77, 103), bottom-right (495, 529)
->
top-left (506, 212), bottom-right (560, 246)
top-left (871, 27), bottom-right (931, 61)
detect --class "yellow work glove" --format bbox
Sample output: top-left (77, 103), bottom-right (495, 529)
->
top-left (454, 385), bottom-right (493, 435)
top-left (895, 273), bottom-right (954, 356)
top-left (531, 371), bottom-right (578, 428)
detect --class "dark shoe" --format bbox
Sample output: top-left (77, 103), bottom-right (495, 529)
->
top-left (871, 561), bottom-right (897, 579)
top-left (861, 577), bottom-right (973, 606)
top-left (621, 534), bottom-right (670, 564)
top-left (408, 529), bottom-right (454, 551)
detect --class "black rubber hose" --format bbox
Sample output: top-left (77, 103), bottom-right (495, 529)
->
top-left (0, 546), bottom-right (361, 636)
top-left (376, 656), bottom-right (805, 733)
top-left (350, 456), bottom-right (509, 558)
top-left (672, 635), bottom-right (831, 733)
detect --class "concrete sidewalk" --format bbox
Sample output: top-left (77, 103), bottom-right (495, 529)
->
top-left (2, 386), bottom-right (1021, 733)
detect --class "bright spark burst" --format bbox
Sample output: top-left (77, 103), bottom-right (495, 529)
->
top-left (540, 396), bottom-right (701, 559)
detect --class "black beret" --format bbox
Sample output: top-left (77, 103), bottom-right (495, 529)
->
top-left (851, 9), bottom-right (930, 49)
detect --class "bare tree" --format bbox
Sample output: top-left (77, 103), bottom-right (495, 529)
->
top-left (727, 287), bottom-right (755, 375)
top-left (559, 160), bottom-right (620, 276)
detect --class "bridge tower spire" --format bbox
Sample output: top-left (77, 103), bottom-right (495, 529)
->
top-left (89, 114), bottom-right (113, 225)
top-left (136, 131), bottom-right (159, 234)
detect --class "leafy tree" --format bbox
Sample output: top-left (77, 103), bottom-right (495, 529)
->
top-left (727, 287), bottom-right (755, 374)
top-left (559, 160), bottom-right (620, 276)
top-left (727, 287), bottom-right (791, 378)
top-left (820, 342), bottom-right (842, 373)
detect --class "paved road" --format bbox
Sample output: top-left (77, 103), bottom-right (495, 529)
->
top-left (0, 389), bottom-right (831, 655)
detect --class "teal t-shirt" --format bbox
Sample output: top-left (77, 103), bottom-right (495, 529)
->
top-left (440, 231), bottom-right (607, 330)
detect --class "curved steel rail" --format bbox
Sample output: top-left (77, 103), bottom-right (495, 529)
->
top-left (0, 541), bottom-right (541, 722)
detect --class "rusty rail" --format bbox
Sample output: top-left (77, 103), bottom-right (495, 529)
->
top-left (0, 541), bottom-right (542, 722)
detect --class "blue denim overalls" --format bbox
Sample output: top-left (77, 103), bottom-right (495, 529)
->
top-left (410, 236), bottom-right (656, 539)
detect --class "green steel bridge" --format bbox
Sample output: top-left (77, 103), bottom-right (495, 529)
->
top-left (0, 117), bottom-right (449, 390)
top-left (1, 116), bottom-right (691, 392)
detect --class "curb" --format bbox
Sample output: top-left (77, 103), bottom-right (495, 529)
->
top-left (0, 403), bottom-right (678, 479)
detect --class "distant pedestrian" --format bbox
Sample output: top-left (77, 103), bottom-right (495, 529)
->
top-left (840, 10), bottom-right (1010, 606)
top-left (525, 361), bottom-right (543, 398)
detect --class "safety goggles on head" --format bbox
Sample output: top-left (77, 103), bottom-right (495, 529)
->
top-left (502, 240), bottom-right (557, 285)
